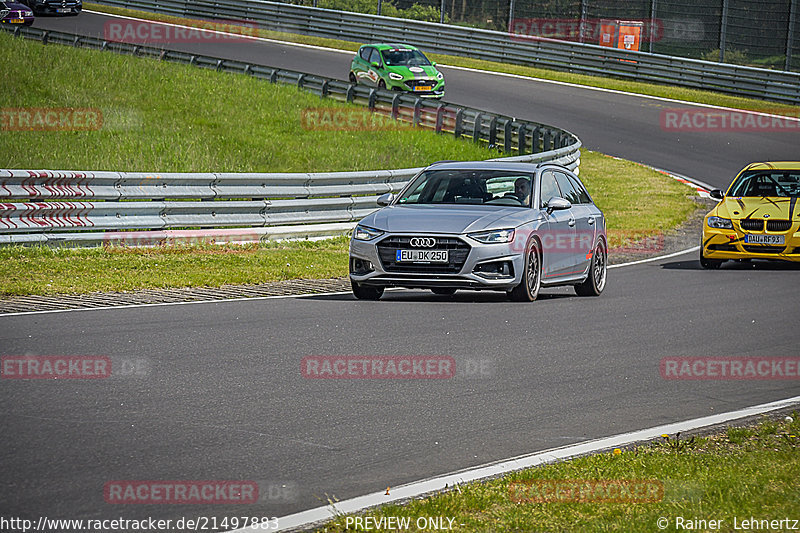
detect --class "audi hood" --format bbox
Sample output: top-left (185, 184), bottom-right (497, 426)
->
top-left (361, 204), bottom-right (537, 234)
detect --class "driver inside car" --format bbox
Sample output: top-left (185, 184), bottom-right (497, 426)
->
top-left (508, 177), bottom-right (531, 206)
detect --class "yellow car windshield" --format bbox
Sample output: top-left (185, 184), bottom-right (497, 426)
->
top-left (728, 171), bottom-right (800, 197)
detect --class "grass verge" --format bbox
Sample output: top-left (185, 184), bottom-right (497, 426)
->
top-left (0, 149), bottom-right (697, 296)
top-left (314, 413), bottom-right (800, 532)
top-left (0, 30), bottom-right (492, 172)
top-left (84, 2), bottom-right (800, 116)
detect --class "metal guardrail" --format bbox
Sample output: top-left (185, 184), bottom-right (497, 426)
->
top-left (89, 0), bottom-right (800, 104)
top-left (0, 26), bottom-right (580, 246)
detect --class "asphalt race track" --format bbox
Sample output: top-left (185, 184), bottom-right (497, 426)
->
top-left (2, 10), bottom-right (799, 529)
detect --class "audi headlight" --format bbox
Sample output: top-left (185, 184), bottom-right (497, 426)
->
top-left (388, 72), bottom-right (404, 81)
top-left (468, 229), bottom-right (515, 244)
top-left (353, 225), bottom-right (384, 241)
top-left (707, 216), bottom-right (733, 229)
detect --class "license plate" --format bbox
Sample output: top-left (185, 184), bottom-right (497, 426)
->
top-left (8, 18), bottom-right (24, 23)
top-left (57, 8), bottom-right (70, 12)
top-left (744, 234), bottom-right (785, 245)
top-left (413, 86), bottom-right (432, 92)
top-left (396, 249), bottom-right (448, 263)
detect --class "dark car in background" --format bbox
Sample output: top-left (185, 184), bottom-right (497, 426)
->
top-left (19, 0), bottom-right (80, 15)
top-left (1, 1), bottom-right (34, 25)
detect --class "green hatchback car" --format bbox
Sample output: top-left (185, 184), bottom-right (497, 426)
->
top-left (349, 43), bottom-right (445, 98)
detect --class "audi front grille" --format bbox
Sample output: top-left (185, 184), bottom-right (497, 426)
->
top-left (376, 236), bottom-right (471, 274)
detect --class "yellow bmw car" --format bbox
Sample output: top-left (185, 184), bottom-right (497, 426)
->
top-left (701, 162), bottom-right (800, 268)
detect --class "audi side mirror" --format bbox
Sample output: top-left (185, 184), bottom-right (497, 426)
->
top-left (377, 193), bottom-right (395, 207)
top-left (545, 197), bottom-right (571, 213)
top-left (709, 189), bottom-right (724, 201)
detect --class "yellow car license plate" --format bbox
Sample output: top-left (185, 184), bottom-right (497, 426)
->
top-left (744, 234), bottom-right (785, 245)
top-left (413, 86), bottom-right (432, 91)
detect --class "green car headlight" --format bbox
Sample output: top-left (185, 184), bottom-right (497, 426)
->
top-left (388, 72), bottom-right (404, 81)
top-left (707, 216), bottom-right (733, 229)
top-left (437, 72), bottom-right (444, 80)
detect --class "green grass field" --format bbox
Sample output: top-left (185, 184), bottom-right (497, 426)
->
top-left (315, 415), bottom-right (800, 532)
top-left (0, 31), bottom-right (492, 172)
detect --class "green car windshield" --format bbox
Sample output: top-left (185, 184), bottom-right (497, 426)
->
top-left (728, 171), bottom-right (800, 197)
top-left (381, 49), bottom-right (431, 67)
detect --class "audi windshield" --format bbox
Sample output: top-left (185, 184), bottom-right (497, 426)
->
top-left (396, 170), bottom-right (534, 207)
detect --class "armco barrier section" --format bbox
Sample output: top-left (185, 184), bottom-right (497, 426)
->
top-left (0, 143), bottom-right (580, 246)
top-left (0, 26), bottom-right (580, 246)
top-left (88, 0), bottom-right (800, 104)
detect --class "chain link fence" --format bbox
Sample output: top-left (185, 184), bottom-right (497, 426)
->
top-left (288, 0), bottom-right (799, 71)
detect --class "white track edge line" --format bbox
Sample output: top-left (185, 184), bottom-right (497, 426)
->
top-left (86, 10), bottom-right (800, 120)
top-left (232, 395), bottom-right (800, 532)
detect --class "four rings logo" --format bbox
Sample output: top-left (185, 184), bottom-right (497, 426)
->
top-left (409, 237), bottom-right (436, 247)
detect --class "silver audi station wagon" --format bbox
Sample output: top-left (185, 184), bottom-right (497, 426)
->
top-left (349, 161), bottom-right (607, 301)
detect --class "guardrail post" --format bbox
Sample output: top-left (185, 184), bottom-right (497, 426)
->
top-left (297, 74), bottom-right (306, 89)
top-left (473, 113), bottom-right (483, 143)
top-left (158, 49), bottom-right (166, 60)
top-left (391, 94), bottom-right (401, 119)
top-left (216, 59), bottom-right (224, 71)
top-left (787, 0), bottom-right (797, 71)
top-left (73, 36), bottom-right (81, 47)
top-left (531, 126), bottom-right (541, 153)
top-left (346, 84), bottom-right (355, 103)
top-left (189, 55), bottom-right (197, 65)
top-left (368, 89), bottom-right (378, 110)
top-left (42, 31), bottom-right (48, 45)
top-left (413, 98), bottom-right (422, 127)
top-left (454, 109), bottom-right (464, 137)
top-left (133, 45), bottom-right (140, 56)
top-left (543, 129), bottom-right (553, 151)
top-left (503, 120), bottom-right (513, 152)
top-left (321, 80), bottom-right (330, 98)
top-left (269, 70), bottom-right (278, 83)
top-left (517, 123), bottom-right (527, 154)
top-left (488, 116), bottom-right (498, 148)
top-left (435, 104), bottom-right (445, 133)
top-left (719, 0), bottom-right (729, 63)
